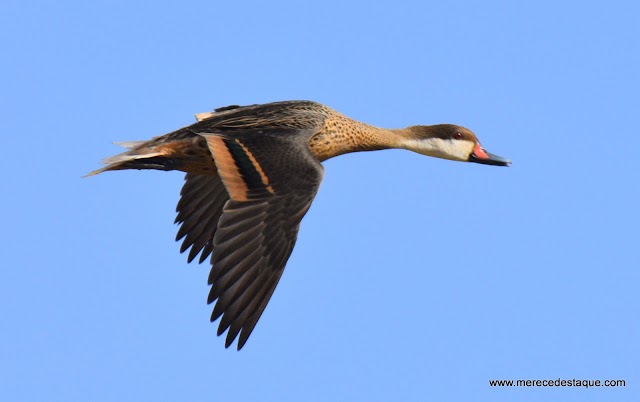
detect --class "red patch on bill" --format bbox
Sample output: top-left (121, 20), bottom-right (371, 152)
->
top-left (473, 143), bottom-right (489, 159)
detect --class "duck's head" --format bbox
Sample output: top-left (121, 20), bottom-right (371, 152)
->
top-left (400, 124), bottom-right (511, 166)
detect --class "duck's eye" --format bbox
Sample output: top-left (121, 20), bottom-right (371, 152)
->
top-left (454, 132), bottom-right (463, 140)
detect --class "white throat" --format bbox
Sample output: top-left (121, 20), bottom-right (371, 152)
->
top-left (400, 138), bottom-right (474, 162)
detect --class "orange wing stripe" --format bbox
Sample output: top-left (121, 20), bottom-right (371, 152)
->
top-left (206, 136), bottom-right (250, 201)
top-left (234, 139), bottom-right (275, 195)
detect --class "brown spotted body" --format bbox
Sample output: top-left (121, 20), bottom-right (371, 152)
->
top-left (309, 109), bottom-right (401, 161)
top-left (88, 100), bottom-right (510, 350)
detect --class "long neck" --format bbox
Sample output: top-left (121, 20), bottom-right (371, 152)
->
top-left (308, 111), bottom-right (410, 161)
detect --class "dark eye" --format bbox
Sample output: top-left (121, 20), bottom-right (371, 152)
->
top-left (454, 132), bottom-right (463, 140)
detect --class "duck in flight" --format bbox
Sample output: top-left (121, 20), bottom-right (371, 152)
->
top-left (88, 100), bottom-right (510, 350)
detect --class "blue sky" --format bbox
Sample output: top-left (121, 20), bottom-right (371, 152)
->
top-left (2, 1), bottom-right (638, 401)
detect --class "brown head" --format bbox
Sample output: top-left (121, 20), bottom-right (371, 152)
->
top-left (398, 124), bottom-right (511, 166)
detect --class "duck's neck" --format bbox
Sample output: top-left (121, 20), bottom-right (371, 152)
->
top-left (308, 113), bottom-right (410, 161)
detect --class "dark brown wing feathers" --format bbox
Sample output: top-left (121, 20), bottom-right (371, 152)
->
top-left (175, 173), bottom-right (229, 263)
top-left (174, 114), bottom-right (325, 349)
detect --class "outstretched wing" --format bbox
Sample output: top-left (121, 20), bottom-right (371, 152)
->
top-left (198, 128), bottom-right (323, 349)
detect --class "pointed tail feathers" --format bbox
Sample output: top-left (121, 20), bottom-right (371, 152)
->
top-left (84, 141), bottom-right (171, 177)
top-left (85, 134), bottom-right (216, 177)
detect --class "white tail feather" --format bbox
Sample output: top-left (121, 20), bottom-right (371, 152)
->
top-left (102, 151), bottom-right (163, 165)
top-left (84, 148), bottom-right (163, 178)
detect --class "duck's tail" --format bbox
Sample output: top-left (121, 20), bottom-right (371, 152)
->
top-left (84, 134), bottom-right (215, 177)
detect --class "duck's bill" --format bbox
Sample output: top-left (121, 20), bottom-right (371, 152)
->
top-left (469, 144), bottom-right (511, 166)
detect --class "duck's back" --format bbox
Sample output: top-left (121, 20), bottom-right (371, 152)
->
top-left (193, 100), bottom-right (331, 132)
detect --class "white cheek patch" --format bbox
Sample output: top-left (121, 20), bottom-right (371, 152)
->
top-left (401, 138), bottom-right (475, 161)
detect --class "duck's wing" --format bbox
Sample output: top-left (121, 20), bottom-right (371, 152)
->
top-left (193, 128), bottom-right (324, 349)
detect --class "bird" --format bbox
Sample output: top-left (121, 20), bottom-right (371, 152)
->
top-left (87, 100), bottom-right (510, 350)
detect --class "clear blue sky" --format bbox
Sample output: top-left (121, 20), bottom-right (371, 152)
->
top-left (2, 1), bottom-right (638, 401)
